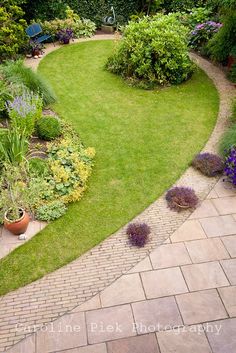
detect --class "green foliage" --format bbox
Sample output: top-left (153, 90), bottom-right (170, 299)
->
top-left (228, 63), bottom-right (236, 83)
top-left (0, 3), bottom-right (27, 61)
top-left (29, 158), bottom-right (49, 177)
top-left (35, 200), bottom-right (67, 221)
top-left (161, 0), bottom-right (207, 13)
top-left (207, 10), bottom-right (236, 62)
top-left (0, 128), bottom-right (29, 165)
top-left (219, 124), bottom-right (236, 156)
top-left (0, 80), bottom-right (13, 117)
top-left (1, 60), bottom-right (57, 106)
top-left (41, 15), bottom-right (96, 39)
top-left (106, 14), bottom-right (194, 87)
top-left (36, 116), bottom-right (62, 141)
top-left (185, 7), bottom-right (213, 28)
top-left (23, 0), bottom-right (68, 22)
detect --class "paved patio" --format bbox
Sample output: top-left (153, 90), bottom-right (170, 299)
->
top-left (6, 177), bottom-right (236, 353)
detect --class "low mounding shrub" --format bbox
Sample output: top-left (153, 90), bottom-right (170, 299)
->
top-left (36, 116), bottom-right (62, 141)
top-left (190, 21), bottom-right (222, 53)
top-left (29, 158), bottom-right (49, 177)
top-left (192, 153), bottom-right (224, 177)
top-left (219, 124), bottom-right (236, 157)
top-left (36, 200), bottom-right (67, 221)
top-left (126, 223), bottom-right (151, 247)
top-left (106, 14), bottom-right (194, 88)
top-left (166, 186), bottom-right (198, 212)
top-left (224, 147), bottom-right (236, 186)
top-left (1, 60), bottom-right (57, 107)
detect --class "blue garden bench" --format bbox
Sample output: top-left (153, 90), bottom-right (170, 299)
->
top-left (26, 23), bottom-right (51, 45)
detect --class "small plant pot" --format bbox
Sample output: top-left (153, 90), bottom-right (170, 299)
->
top-left (32, 48), bottom-right (41, 56)
top-left (4, 208), bottom-right (30, 235)
top-left (228, 55), bottom-right (236, 71)
top-left (63, 38), bottom-right (70, 44)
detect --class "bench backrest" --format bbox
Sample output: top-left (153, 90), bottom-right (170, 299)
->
top-left (26, 23), bottom-right (42, 38)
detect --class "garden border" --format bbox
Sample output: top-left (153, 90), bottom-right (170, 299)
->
top-left (0, 36), bottom-right (235, 352)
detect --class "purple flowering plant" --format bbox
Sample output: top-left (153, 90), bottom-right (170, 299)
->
top-left (166, 186), bottom-right (198, 212)
top-left (6, 90), bottom-right (43, 136)
top-left (192, 153), bottom-right (224, 177)
top-left (57, 28), bottom-right (74, 43)
top-left (190, 21), bottom-right (222, 50)
top-left (126, 223), bottom-right (151, 247)
top-left (224, 147), bottom-right (236, 186)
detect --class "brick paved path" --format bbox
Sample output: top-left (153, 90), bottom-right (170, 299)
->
top-left (0, 37), bottom-right (235, 352)
top-left (6, 177), bottom-right (236, 353)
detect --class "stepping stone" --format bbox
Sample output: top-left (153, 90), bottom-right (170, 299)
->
top-left (61, 343), bottom-right (107, 353)
top-left (157, 326), bottom-right (212, 353)
top-left (107, 334), bottom-right (160, 353)
top-left (185, 238), bottom-right (229, 263)
top-left (72, 295), bottom-right (101, 313)
top-left (189, 200), bottom-right (218, 219)
top-left (150, 243), bottom-right (191, 269)
top-left (214, 179), bottom-right (236, 197)
top-left (221, 259), bottom-right (236, 285)
top-left (128, 257), bottom-right (152, 273)
top-left (100, 274), bottom-right (145, 307)
top-left (141, 267), bottom-right (188, 299)
top-left (36, 312), bottom-right (87, 352)
top-left (212, 197), bottom-right (236, 215)
top-left (222, 235), bottom-right (236, 258)
top-left (199, 215), bottom-right (236, 237)
top-left (218, 286), bottom-right (236, 317)
top-left (181, 261), bottom-right (229, 291)
top-left (176, 289), bottom-right (227, 325)
top-left (132, 297), bottom-right (182, 334)
top-left (86, 305), bottom-right (136, 344)
top-left (171, 220), bottom-right (206, 243)
top-left (205, 318), bottom-right (236, 353)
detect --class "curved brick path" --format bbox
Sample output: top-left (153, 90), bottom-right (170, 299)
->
top-left (0, 36), bottom-right (235, 352)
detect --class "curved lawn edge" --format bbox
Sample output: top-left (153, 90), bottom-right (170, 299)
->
top-left (0, 41), bottom-right (219, 295)
top-left (0, 49), bottom-right (235, 353)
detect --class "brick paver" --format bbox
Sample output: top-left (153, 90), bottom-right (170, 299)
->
top-left (1, 37), bottom-right (236, 352)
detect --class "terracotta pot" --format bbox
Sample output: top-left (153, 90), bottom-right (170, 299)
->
top-left (4, 208), bottom-right (30, 235)
top-left (228, 55), bottom-right (235, 70)
top-left (32, 48), bottom-right (40, 56)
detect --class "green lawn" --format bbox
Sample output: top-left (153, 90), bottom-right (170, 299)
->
top-left (0, 40), bottom-right (219, 295)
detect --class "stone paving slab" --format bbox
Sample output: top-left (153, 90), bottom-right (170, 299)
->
top-left (1, 39), bottom-right (236, 352)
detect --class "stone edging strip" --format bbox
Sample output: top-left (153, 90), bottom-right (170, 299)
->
top-left (0, 39), bottom-right (235, 352)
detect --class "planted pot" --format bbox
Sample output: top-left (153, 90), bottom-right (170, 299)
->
top-left (4, 208), bottom-right (30, 235)
top-left (228, 55), bottom-right (235, 70)
top-left (63, 38), bottom-right (70, 44)
top-left (32, 48), bottom-right (41, 56)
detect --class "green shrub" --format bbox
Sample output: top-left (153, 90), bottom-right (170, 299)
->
top-left (23, 0), bottom-right (67, 22)
top-left (219, 124), bottom-right (236, 156)
top-left (36, 200), bottom-right (67, 221)
top-left (0, 127), bottom-right (29, 165)
top-left (0, 80), bottom-right (13, 118)
top-left (228, 63), bottom-right (236, 83)
top-left (106, 14), bottom-right (194, 87)
top-left (29, 158), bottom-right (49, 177)
top-left (36, 116), bottom-right (62, 141)
top-left (1, 60), bottom-right (57, 107)
top-left (0, 3), bottom-right (27, 61)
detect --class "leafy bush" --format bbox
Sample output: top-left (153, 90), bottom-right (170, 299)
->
top-left (228, 63), bottom-right (236, 83)
top-left (0, 80), bottom-right (13, 118)
top-left (185, 7), bottom-right (213, 29)
top-left (207, 10), bottom-right (236, 63)
top-left (29, 158), bottom-right (49, 177)
top-left (1, 60), bottom-right (57, 107)
top-left (126, 222), bottom-right (151, 247)
top-left (190, 21), bottom-right (222, 52)
top-left (36, 116), bottom-right (62, 141)
top-left (162, 0), bottom-right (206, 13)
top-left (106, 14), bottom-right (194, 87)
top-left (166, 186), bottom-right (198, 212)
top-left (219, 124), bottom-right (236, 156)
top-left (6, 91), bottom-right (43, 136)
top-left (224, 147), bottom-right (236, 186)
top-left (22, 0), bottom-right (67, 22)
top-left (36, 200), bottom-right (67, 221)
top-left (41, 8), bottom-right (96, 40)
top-left (46, 138), bottom-right (95, 204)
top-left (192, 152), bottom-right (224, 176)
top-left (0, 3), bottom-right (27, 61)
top-left (0, 128), bottom-right (29, 165)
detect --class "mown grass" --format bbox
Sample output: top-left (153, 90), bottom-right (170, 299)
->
top-left (0, 40), bottom-right (218, 295)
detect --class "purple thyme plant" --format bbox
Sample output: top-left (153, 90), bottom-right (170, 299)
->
top-left (126, 223), bottom-right (151, 247)
top-left (192, 153), bottom-right (224, 177)
top-left (166, 186), bottom-right (199, 212)
top-left (224, 147), bottom-right (236, 186)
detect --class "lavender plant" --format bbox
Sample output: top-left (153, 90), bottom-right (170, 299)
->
top-left (6, 90), bottom-right (43, 136)
top-left (126, 222), bottom-right (151, 247)
top-left (192, 153), bottom-right (224, 177)
top-left (166, 186), bottom-right (198, 212)
top-left (224, 147), bottom-right (236, 186)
